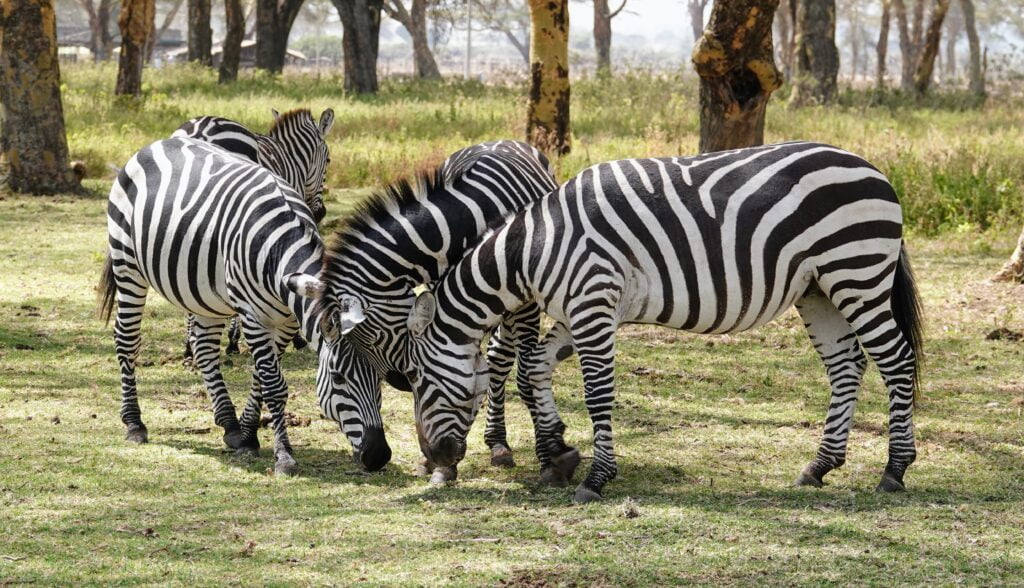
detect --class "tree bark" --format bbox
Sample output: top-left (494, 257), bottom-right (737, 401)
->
top-left (774, 0), bottom-right (794, 80)
top-left (149, 0), bottom-right (183, 62)
top-left (876, 0), bottom-right (891, 89)
top-left (219, 0), bottom-right (244, 82)
top-left (526, 0), bottom-right (570, 155)
top-left (335, 0), bottom-right (383, 93)
top-left (892, 0), bottom-right (915, 91)
top-left (943, 0), bottom-right (960, 79)
top-left (592, 0), bottom-right (623, 74)
top-left (789, 0), bottom-right (839, 106)
top-left (383, 0), bottom-right (440, 79)
top-left (115, 0), bottom-right (154, 96)
top-left (912, 0), bottom-right (950, 96)
top-left (76, 0), bottom-right (116, 61)
top-left (687, 0), bottom-right (707, 47)
top-left (960, 0), bottom-right (983, 97)
top-left (693, 0), bottom-right (782, 153)
top-left (0, 0), bottom-right (81, 194)
top-left (187, 0), bottom-right (212, 65)
top-left (255, 0), bottom-right (304, 73)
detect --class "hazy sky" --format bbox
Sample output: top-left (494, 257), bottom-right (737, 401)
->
top-left (569, 0), bottom-right (696, 40)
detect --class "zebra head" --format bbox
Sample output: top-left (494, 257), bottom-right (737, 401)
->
top-left (313, 292), bottom-right (395, 471)
top-left (264, 108), bottom-right (335, 223)
top-left (403, 291), bottom-right (491, 468)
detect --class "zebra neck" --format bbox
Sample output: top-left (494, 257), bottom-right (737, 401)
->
top-left (256, 137), bottom-right (300, 194)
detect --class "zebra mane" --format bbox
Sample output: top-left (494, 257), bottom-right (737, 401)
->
top-left (323, 166), bottom-right (448, 277)
top-left (267, 108), bottom-right (314, 136)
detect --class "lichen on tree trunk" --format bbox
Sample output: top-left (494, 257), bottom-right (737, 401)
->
top-left (0, 0), bottom-right (81, 194)
top-left (788, 0), bottom-right (839, 106)
top-left (114, 0), bottom-right (154, 96)
top-left (526, 0), bottom-right (570, 155)
top-left (692, 0), bottom-right (781, 154)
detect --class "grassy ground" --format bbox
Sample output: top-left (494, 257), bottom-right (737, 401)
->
top-left (3, 186), bottom-right (1024, 585)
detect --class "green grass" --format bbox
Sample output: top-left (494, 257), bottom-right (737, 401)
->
top-left (61, 63), bottom-right (1024, 234)
top-left (3, 189), bottom-right (1024, 585)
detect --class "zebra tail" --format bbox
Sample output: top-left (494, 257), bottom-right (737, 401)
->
top-left (891, 241), bottom-right (924, 405)
top-left (98, 253), bottom-right (117, 326)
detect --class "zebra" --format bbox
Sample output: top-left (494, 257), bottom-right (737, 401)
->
top-left (98, 132), bottom-right (335, 475)
top-left (173, 110), bottom-right (332, 360)
top-left (398, 141), bottom-right (924, 502)
top-left (315, 140), bottom-right (580, 482)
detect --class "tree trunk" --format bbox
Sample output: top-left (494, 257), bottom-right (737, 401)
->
top-left (912, 0), bottom-right (949, 97)
top-left (994, 226), bottom-right (1024, 283)
top-left (774, 0), bottom-right (794, 80)
top-left (0, 0), bottom-right (81, 194)
top-left (335, 0), bottom-right (383, 93)
top-left (526, 0), bottom-right (570, 155)
top-left (876, 0), bottom-right (891, 89)
top-left (960, 0), bottom-right (983, 97)
top-left (77, 0), bottom-right (115, 61)
top-left (255, 0), bottom-right (303, 73)
top-left (943, 0), bottom-right (960, 79)
top-left (149, 0), bottom-right (183, 62)
top-left (115, 0), bottom-right (154, 96)
top-left (219, 0), bottom-right (244, 83)
top-left (593, 0), bottom-right (611, 74)
top-left (693, 0), bottom-right (782, 153)
top-left (850, 19), bottom-right (861, 83)
top-left (687, 0), bottom-right (705, 47)
top-left (97, 0), bottom-right (114, 59)
top-left (187, 0), bottom-right (212, 65)
top-left (789, 0), bottom-right (839, 106)
top-left (503, 29), bottom-right (530, 64)
top-left (383, 0), bottom-right (440, 79)
top-left (892, 0), bottom-right (915, 91)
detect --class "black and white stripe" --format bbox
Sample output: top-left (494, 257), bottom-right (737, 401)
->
top-left (403, 141), bottom-right (923, 501)
top-left (98, 135), bottom-right (333, 474)
top-left (316, 141), bottom-right (579, 480)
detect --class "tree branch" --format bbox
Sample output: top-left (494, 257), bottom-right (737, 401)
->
top-left (608, 0), bottom-right (626, 19)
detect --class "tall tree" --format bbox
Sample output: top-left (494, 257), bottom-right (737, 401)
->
top-left (334, 0), bottom-right (383, 93)
top-left (687, 0), bottom-right (709, 46)
top-left (149, 0), bottom-right (184, 61)
top-left (960, 0), bottom-right (983, 97)
top-left (187, 0), bottom-right (212, 65)
top-left (943, 0), bottom-right (960, 79)
top-left (255, 0), bottom-right (304, 73)
top-left (1, 0), bottom-right (81, 194)
top-left (876, 0), bottom-right (891, 89)
top-left (219, 0), bottom-right (244, 82)
top-left (383, 0), bottom-right (441, 79)
top-left (774, 0), bottom-right (795, 80)
top-left (115, 0), bottom-right (155, 96)
top-left (789, 0), bottom-right (839, 106)
top-left (692, 0), bottom-right (782, 153)
top-left (592, 0), bottom-right (625, 74)
top-left (74, 0), bottom-right (116, 61)
top-left (912, 0), bottom-right (950, 96)
top-left (526, 0), bottom-right (570, 155)
top-left (472, 0), bottom-right (531, 65)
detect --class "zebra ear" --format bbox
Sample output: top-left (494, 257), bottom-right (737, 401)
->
top-left (284, 273), bottom-right (325, 299)
top-left (320, 310), bottom-right (340, 343)
top-left (271, 108), bottom-right (281, 120)
top-left (408, 291), bottom-right (436, 337)
top-left (339, 294), bottom-right (365, 335)
top-left (318, 108), bottom-right (335, 135)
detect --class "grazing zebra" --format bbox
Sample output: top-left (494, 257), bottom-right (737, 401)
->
top-left (98, 134), bottom-right (333, 474)
top-left (316, 140), bottom-right (580, 481)
top-left (174, 110), bottom-right (332, 360)
top-left (400, 141), bottom-right (924, 502)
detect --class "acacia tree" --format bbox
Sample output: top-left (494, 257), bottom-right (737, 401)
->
top-left (471, 0), bottom-right (531, 64)
top-left (692, 0), bottom-right (782, 153)
top-left (383, 0), bottom-right (441, 78)
top-left (334, 0), bottom-right (383, 93)
top-left (187, 0), bottom-right (212, 65)
top-left (912, 0), bottom-right (950, 96)
top-left (115, 0), bottom-right (155, 96)
top-left (687, 0), bottom-right (709, 45)
top-left (774, 0), bottom-right (796, 80)
top-left (789, 0), bottom-right (839, 106)
top-left (526, 0), bottom-right (570, 155)
top-left (960, 0), bottom-right (984, 97)
top-left (255, 0), bottom-right (304, 73)
top-left (219, 0), bottom-right (244, 82)
top-left (592, 0), bottom-right (626, 74)
top-left (876, 0), bottom-right (891, 88)
top-left (74, 0), bottom-right (116, 60)
top-left (1, 0), bottom-right (81, 194)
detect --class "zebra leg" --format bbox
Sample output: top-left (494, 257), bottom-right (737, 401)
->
top-left (189, 315), bottom-right (245, 449)
top-left (794, 287), bottom-right (868, 488)
top-left (483, 323), bottom-right (515, 467)
top-left (224, 316), bottom-right (241, 355)
top-left (245, 323), bottom-right (298, 475)
top-left (235, 370), bottom-right (263, 456)
top-left (182, 314), bottom-right (196, 367)
top-left (114, 275), bottom-right (149, 444)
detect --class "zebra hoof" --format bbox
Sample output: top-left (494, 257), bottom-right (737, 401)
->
top-left (490, 445), bottom-right (515, 468)
top-left (274, 454), bottom-right (298, 476)
top-left (224, 343), bottom-right (240, 355)
top-left (572, 484), bottom-right (603, 504)
top-left (552, 448), bottom-right (581, 481)
top-left (415, 456), bottom-right (434, 477)
top-left (223, 428), bottom-right (246, 450)
top-left (125, 425), bottom-right (149, 444)
top-left (235, 445), bottom-right (259, 458)
top-left (794, 469), bottom-right (825, 488)
top-left (539, 467), bottom-right (569, 488)
top-left (875, 472), bottom-right (906, 493)
top-left (429, 466), bottom-right (457, 485)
